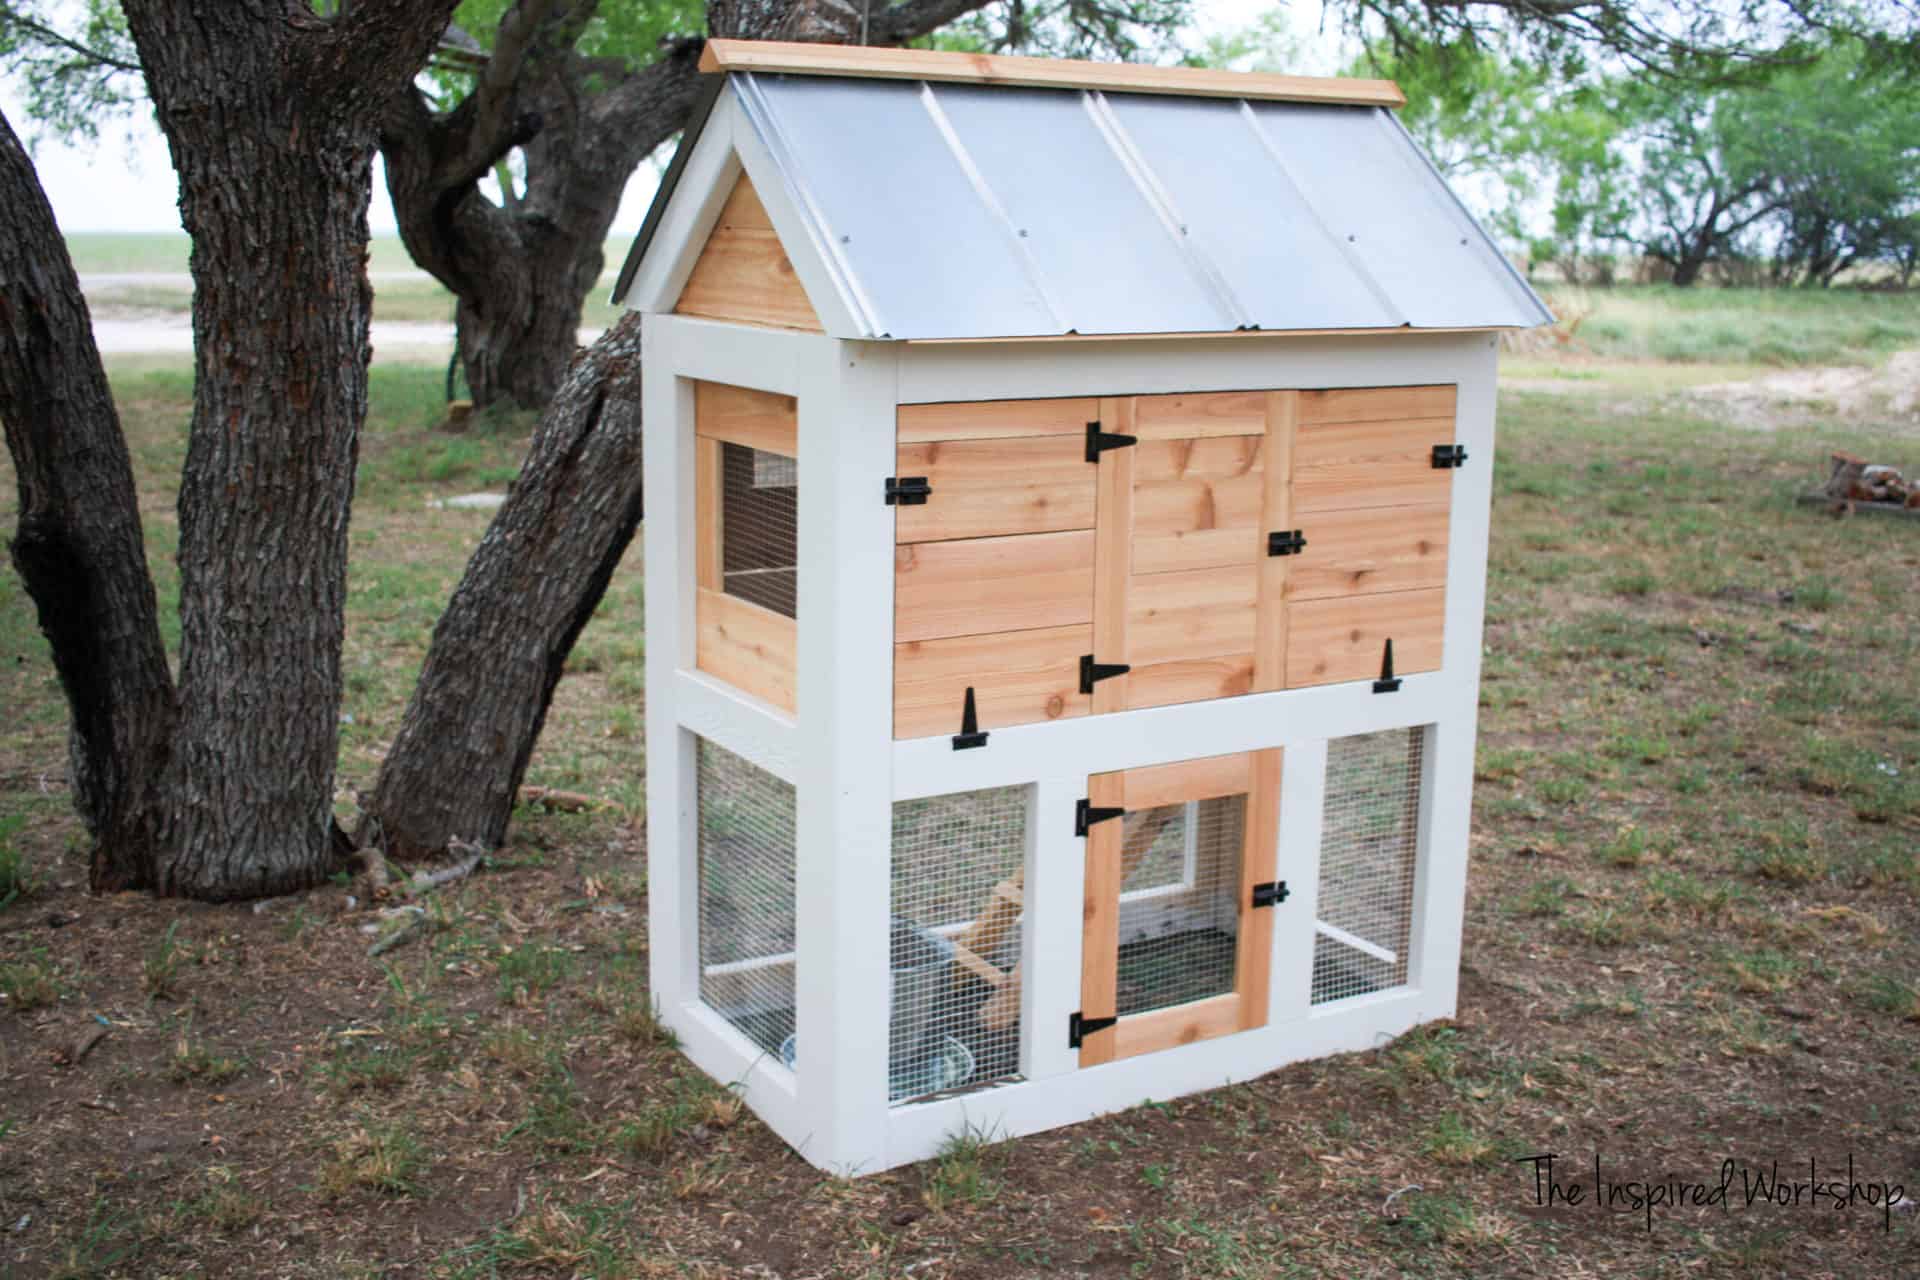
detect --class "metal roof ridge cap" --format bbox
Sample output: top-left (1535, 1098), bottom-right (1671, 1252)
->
top-left (1375, 108), bottom-right (1555, 327)
top-left (1080, 90), bottom-right (1252, 331)
top-left (732, 71), bottom-right (889, 337)
top-left (916, 80), bottom-right (1069, 333)
top-left (1237, 100), bottom-right (1404, 326)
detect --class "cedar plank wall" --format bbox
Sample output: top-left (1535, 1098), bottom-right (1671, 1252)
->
top-left (675, 174), bottom-right (823, 333)
top-left (892, 386), bottom-right (1457, 738)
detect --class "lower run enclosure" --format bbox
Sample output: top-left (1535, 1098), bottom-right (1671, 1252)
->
top-left (626, 39), bottom-right (1539, 1173)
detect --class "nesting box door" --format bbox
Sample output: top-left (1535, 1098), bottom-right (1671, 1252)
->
top-left (890, 386), bottom-right (1459, 739)
top-left (1077, 749), bottom-right (1282, 1066)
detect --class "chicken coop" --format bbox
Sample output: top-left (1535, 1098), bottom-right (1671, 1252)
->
top-left (613, 38), bottom-right (1550, 1174)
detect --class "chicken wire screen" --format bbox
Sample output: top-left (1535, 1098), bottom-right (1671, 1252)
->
top-left (1115, 796), bottom-right (1245, 1019)
top-left (1312, 727), bottom-right (1426, 1005)
top-left (888, 786), bottom-right (1030, 1105)
top-left (720, 441), bottom-right (797, 618)
top-left (696, 738), bottom-right (797, 1060)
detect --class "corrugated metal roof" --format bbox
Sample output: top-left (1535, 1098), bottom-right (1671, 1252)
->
top-left (623, 70), bottom-right (1553, 340)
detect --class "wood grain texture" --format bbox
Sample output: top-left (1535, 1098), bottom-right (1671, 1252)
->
top-left (897, 397), bottom-right (1097, 443)
top-left (700, 38), bottom-right (1407, 107)
top-left (696, 587), bottom-right (797, 712)
top-left (1090, 397), bottom-right (1136, 716)
top-left (1292, 416), bottom-right (1456, 513)
top-left (894, 529), bottom-right (1094, 642)
top-left (1125, 564), bottom-right (1257, 665)
top-left (1109, 992), bottom-right (1242, 1061)
top-left (1285, 588), bottom-right (1444, 688)
top-left (1253, 391), bottom-right (1298, 693)
top-left (1130, 435), bottom-right (1266, 575)
top-left (1236, 748), bottom-right (1283, 1031)
top-left (1124, 655), bottom-right (1255, 710)
top-left (694, 378), bottom-right (799, 455)
top-left (1132, 391), bottom-right (1268, 441)
top-left (893, 624), bottom-right (1089, 738)
top-left (1077, 767), bottom-right (1127, 1069)
top-left (674, 174), bottom-right (822, 332)
top-left (1287, 503), bottom-right (1450, 600)
top-left (1121, 751), bottom-right (1252, 810)
top-left (1298, 384), bottom-right (1456, 425)
top-left (695, 437), bottom-right (722, 591)
top-left (894, 435), bottom-right (1094, 543)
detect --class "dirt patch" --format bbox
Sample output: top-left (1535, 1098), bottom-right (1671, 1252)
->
top-left (1690, 350), bottom-right (1920, 429)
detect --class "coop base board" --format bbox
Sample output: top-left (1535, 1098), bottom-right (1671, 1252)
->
top-left (667, 982), bottom-right (1453, 1175)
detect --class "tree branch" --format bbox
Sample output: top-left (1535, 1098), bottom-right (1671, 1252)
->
top-left (0, 4), bottom-right (141, 73)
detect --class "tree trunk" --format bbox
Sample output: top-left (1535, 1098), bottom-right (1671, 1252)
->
top-left (383, 35), bottom-right (704, 412)
top-left (0, 106), bottom-right (176, 892)
top-left (120, 0), bottom-right (456, 899)
top-left (360, 313), bottom-right (645, 859)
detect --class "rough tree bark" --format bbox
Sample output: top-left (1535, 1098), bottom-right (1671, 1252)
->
top-left (113, 0), bottom-right (457, 898)
top-left (0, 105), bottom-right (176, 892)
top-left (381, 0), bottom-right (984, 409)
top-left (361, 313), bottom-right (645, 859)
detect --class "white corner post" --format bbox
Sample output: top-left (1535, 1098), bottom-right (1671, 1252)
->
top-left (791, 337), bottom-right (901, 1173)
top-left (1406, 337), bottom-right (1498, 1013)
top-left (641, 318), bottom-right (700, 1019)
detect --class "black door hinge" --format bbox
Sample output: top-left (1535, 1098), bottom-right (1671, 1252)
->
top-left (1251, 880), bottom-right (1290, 909)
top-left (1373, 638), bottom-right (1403, 694)
top-left (1085, 421), bottom-right (1139, 462)
top-left (1069, 1011), bottom-right (1118, 1048)
top-left (952, 686), bottom-right (989, 751)
top-left (1432, 444), bottom-right (1468, 469)
top-left (1267, 529), bottom-right (1307, 557)
top-left (885, 476), bottom-right (932, 505)
top-left (1075, 797), bottom-right (1125, 837)
top-left (1079, 654), bottom-right (1131, 694)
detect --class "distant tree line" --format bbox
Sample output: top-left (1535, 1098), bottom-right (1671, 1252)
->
top-left (1380, 37), bottom-right (1920, 288)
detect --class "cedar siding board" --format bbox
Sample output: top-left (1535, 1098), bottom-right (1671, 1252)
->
top-left (889, 386), bottom-right (1454, 738)
top-left (674, 174), bottom-right (822, 332)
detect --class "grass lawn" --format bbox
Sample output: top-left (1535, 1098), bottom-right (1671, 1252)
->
top-left (0, 289), bottom-right (1917, 1277)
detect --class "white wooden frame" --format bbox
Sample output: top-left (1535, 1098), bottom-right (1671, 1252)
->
top-left (637, 122), bottom-right (1498, 1172)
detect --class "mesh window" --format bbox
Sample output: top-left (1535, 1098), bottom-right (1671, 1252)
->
top-left (888, 786), bottom-right (1029, 1105)
top-left (720, 442), bottom-right (797, 617)
top-left (696, 738), bottom-right (797, 1059)
top-left (1312, 727), bottom-right (1425, 1005)
top-left (1115, 796), bottom-right (1245, 1019)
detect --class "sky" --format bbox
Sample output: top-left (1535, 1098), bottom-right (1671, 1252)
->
top-left (3, 0), bottom-right (1307, 237)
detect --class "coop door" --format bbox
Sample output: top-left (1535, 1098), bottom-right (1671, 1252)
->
top-left (1076, 749), bottom-right (1282, 1066)
top-left (1089, 393), bottom-right (1277, 713)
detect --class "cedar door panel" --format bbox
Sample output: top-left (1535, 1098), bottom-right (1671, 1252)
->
top-left (1281, 385), bottom-right (1456, 690)
top-left (1092, 392), bottom-right (1288, 712)
top-left (1078, 749), bottom-right (1282, 1067)
top-left (892, 398), bottom-right (1099, 738)
top-left (1292, 384), bottom-right (1457, 515)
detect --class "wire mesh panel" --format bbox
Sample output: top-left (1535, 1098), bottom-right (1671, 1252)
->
top-left (1114, 796), bottom-right (1245, 1018)
top-left (696, 738), bottom-right (797, 1059)
top-left (1313, 727), bottom-right (1426, 1005)
top-left (888, 786), bottom-right (1030, 1105)
top-left (720, 442), bottom-right (798, 617)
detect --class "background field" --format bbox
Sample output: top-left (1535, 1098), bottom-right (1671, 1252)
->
top-left (0, 285), bottom-right (1916, 1277)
